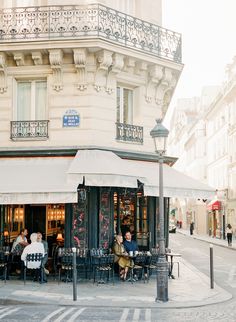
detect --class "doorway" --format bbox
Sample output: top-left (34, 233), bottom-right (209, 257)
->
top-left (25, 205), bottom-right (46, 237)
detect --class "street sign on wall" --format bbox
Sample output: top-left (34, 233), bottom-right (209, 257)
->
top-left (63, 109), bottom-right (80, 127)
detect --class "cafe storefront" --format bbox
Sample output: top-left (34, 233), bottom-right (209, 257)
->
top-left (0, 189), bottom-right (167, 253)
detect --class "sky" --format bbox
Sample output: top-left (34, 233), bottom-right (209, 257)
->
top-left (162, 0), bottom-right (236, 123)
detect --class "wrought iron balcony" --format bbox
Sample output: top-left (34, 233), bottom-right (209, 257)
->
top-left (0, 4), bottom-right (182, 63)
top-left (116, 122), bottom-right (143, 144)
top-left (10, 120), bottom-right (49, 140)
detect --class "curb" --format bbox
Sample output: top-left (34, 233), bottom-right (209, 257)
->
top-left (177, 230), bottom-right (236, 251)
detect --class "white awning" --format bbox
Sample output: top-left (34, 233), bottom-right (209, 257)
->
top-left (67, 150), bottom-right (146, 188)
top-left (0, 157), bottom-right (79, 204)
top-left (0, 151), bottom-right (215, 204)
top-left (126, 160), bottom-right (215, 199)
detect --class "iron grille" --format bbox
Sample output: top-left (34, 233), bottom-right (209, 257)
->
top-left (10, 120), bottom-right (49, 140)
top-left (116, 122), bottom-right (143, 144)
top-left (0, 4), bottom-right (182, 63)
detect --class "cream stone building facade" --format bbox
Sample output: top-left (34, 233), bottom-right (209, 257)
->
top-left (0, 0), bottom-right (186, 251)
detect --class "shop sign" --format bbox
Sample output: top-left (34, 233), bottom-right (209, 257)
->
top-left (63, 109), bottom-right (80, 127)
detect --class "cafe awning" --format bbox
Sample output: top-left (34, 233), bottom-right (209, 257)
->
top-left (0, 150), bottom-right (215, 204)
top-left (0, 150), bottom-right (145, 204)
top-left (0, 157), bottom-right (79, 204)
top-left (126, 160), bottom-right (215, 199)
top-left (207, 200), bottom-right (221, 211)
top-left (67, 150), bottom-right (146, 188)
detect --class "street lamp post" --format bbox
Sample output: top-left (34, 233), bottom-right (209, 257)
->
top-left (150, 119), bottom-right (169, 302)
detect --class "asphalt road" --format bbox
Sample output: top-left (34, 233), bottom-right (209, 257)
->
top-left (1, 233), bottom-right (235, 322)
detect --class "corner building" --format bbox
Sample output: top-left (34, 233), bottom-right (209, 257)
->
top-left (0, 0), bottom-right (183, 252)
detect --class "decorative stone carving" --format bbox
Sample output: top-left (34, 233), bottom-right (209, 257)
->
top-left (94, 50), bottom-right (113, 92)
top-left (73, 49), bottom-right (87, 91)
top-left (13, 53), bottom-right (25, 66)
top-left (145, 65), bottom-right (163, 103)
top-left (155, 67), bottom-right (177, 114)
top-left (106, 53), bottom-right (124, 94)
top-left (135, 61), bottom-right (147, 76)
top-left (0, 52), bottom-right (7, 94)
top-left (124, 57), bottom-right (136, 73)
top-left (49, 49), bottom-right (63, 91)
top-left (32, 51), bottom-right (43, 65)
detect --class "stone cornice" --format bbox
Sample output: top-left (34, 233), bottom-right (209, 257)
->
top-left (0, 46), bottom-right (181, 110)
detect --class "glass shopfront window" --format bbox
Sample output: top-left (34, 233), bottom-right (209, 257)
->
top-left (113, 190), bottom-right (149, 249)
top-left (3, 205), bottom-right (25, 244)
top-left (46, 204), bottom-right (65, 240)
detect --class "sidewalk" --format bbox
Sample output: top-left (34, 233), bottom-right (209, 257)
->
top-left (0, 256), bottom-right (232, 309)
top-left (177, 228), bottom-right (236, 251)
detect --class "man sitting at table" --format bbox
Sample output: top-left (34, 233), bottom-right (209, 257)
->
top-left (123, 231), bottom-right (138, 254)
top-left (21, 233), bottom-right (45, 282)
top-left (124, 231), bottom-right (142, 280)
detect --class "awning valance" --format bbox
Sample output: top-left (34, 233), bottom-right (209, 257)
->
top-left (207, 200), bottom-right (221, 211)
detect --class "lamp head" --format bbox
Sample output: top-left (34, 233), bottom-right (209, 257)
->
top-left (150, 119), bottom-right (169, 155)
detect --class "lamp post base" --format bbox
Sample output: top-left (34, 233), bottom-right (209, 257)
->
top-left (155, 256), bottom-right (169, 302)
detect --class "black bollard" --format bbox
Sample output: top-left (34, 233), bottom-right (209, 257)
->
top-left (72, 247), bottom-right (77, 301)
top-left (210, 244), bottom-right (214, 289)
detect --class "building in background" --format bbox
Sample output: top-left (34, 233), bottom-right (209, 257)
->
top-left (168, 58), bottom-right (236, 239)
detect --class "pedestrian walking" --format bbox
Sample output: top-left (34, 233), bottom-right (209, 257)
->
top-left (226, 224), bottom-right (233, 246)
top-left (190, 221), bottom-right (194, 235)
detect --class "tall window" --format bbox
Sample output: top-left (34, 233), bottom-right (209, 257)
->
top-left (16, 80), bottom-right (47, 121)
top-left (116, 86), bottom-right (133, 124)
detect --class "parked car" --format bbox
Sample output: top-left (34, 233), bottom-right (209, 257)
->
top-left (169, 220), bottom-right (176, 233)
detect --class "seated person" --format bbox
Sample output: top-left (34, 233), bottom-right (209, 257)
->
top-left (21, 233), bottom-right (45, 282)
top-left (113, 234), bottom-right (132, 281)
top-left (11, 228), bottom-right (29, 277)
top-left (123, 231), bottom-right (138, 254)
top-left (11, 228), bottom-right (29, 254)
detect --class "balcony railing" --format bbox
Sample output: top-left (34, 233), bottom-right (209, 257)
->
top-left (10, 120), bottom-right (49, 140)
top-left (0, 4), bottom-right (182, 63)
top-left (116, 122), bottom-right (143, 144)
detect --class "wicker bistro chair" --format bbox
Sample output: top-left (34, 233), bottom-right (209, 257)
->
top-left (58, 251), bottom-right (74, 284)
top-left (0, 251), bottom-right (7, 283)
top-left (90, 253), bottom-right (115, 285)
top-left (76, 249), bottom-right (89, 280)
top-left (144, 253), bottom-right (159, 281)
top-left (23, 253), bottom-right (44, 285)
top-left (127, 253), bottom-right (146, 284)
